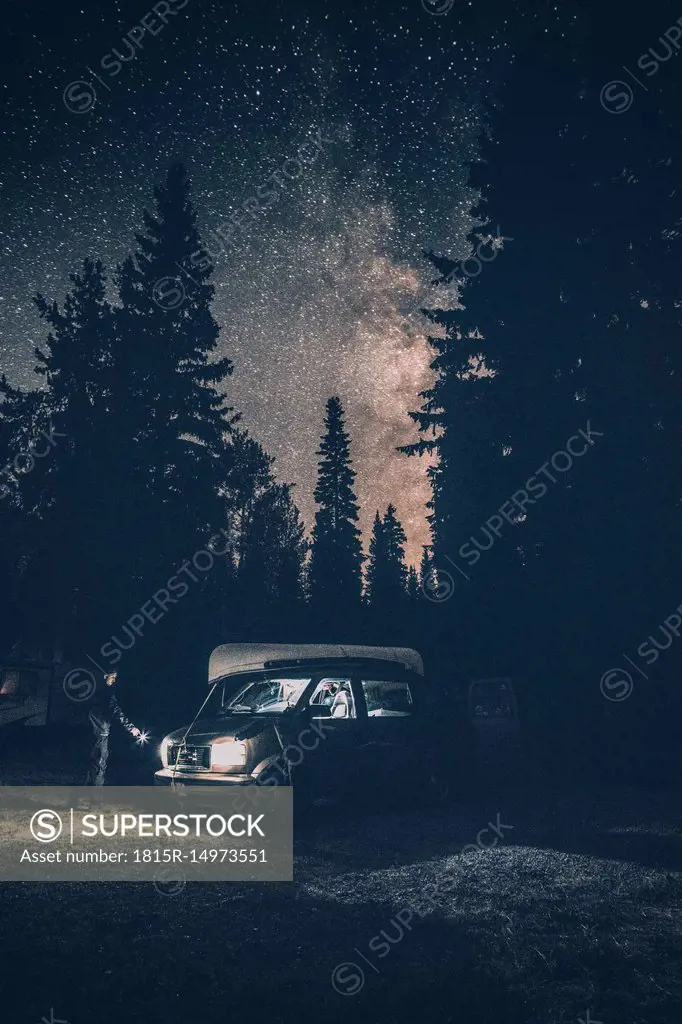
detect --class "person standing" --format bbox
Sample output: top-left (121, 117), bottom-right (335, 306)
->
top-left (85, 670), bottom-right (144, 785)
top-left (85, 671), bottom-right (117, 786)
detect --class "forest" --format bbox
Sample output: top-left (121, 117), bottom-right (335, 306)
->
top-left (1, 51), bottom-right (681, 783)
top-left (2, 2), bottom-right (682, 1022)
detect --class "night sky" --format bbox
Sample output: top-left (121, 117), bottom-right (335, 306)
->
top-left (0, 0), bottom-right (566, 563)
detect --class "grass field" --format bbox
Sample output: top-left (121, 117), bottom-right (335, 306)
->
top-left (0, 782), bottom-right (680, 1024)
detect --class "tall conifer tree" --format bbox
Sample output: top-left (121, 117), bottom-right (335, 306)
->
top-left (366, 504), bottom-right (408, 606)
top-left (406, 565), bottom-right (420, 602)
top-left (401, 251), bottom-right (506, 572)
top-left (116, 162), bottom-right (237, 564)
top-left (309, 396), bottom-right (363, 607)
top-left (365, 511), bottom-right (384, 605)
top-left (418, 545), bottom-right (435, 597)
top-left (26, 260), bottom-right (120, 651)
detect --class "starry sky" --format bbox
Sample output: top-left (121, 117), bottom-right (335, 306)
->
top-left (0, 0), bottom-right (564, 564)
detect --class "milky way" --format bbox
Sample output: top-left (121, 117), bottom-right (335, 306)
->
top-left (0, 0), bottom-right (541, 563)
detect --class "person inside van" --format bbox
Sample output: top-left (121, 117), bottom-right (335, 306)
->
top-left (330, 682), bottom-right (353, 718)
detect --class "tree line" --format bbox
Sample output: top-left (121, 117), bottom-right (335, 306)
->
top-left (0, 164), bottom-right (420, 722)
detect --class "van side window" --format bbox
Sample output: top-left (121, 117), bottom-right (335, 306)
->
top-left (308, 678), bottom-right (355, 719)
top-left (361, 680), bottom-right (413, 717)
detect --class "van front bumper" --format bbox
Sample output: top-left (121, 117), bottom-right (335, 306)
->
top-left (154, 768), bottom-right (256, 786)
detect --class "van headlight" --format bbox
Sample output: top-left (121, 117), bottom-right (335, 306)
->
top-left (210, 738), bottom-right (247, 770)
top-left (160, 736), bottom-right (171, 768)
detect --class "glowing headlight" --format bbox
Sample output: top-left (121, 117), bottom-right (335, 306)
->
top-left (210, 739), bottom-right (247, 770)
top-left (160, 736), bottom-right (171, 768)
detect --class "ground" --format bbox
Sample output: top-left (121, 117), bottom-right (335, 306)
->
top-left (0, 782), bottom-right (680, 1024)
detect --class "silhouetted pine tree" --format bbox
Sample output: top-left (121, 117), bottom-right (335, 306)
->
top-left (401, 251), bottom-right (507, 577)
top-left (455, 62), bottom-right (593, 598)
top-left (418, 545), bottom-right (434, 597)
top-left (365, 512), bottom-right (384, 605)
top-left (406, 565), bottom-right (420, 601)
top-left (0, 383), bottom-right (37, 656)
top-left (383, 504), bottom-right (408, 593)
top-left (407, 35), bottom-right (682, 769)
top-left (116, 162), bottom-right (237, 570)
top-left (215, 430), bottom-right (307, 632)
top-left (241, 483), bottom-right (307, 605)
top-left (219, 430), bottom-right (274, 565)
top-left (450, 51), bottom-right (681, 665)
top-left (366, 504), bottom-right (408, 607)
top-left (309, 396), bottom-right (363, 609)
top-left (15, 260), bottom-right (121, 653)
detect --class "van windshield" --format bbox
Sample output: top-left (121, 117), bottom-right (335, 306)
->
top-left (213, 676), bottom-right (312, 715)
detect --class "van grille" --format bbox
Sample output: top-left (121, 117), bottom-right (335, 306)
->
top-left (167, 744), bottom-right (211, 771)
